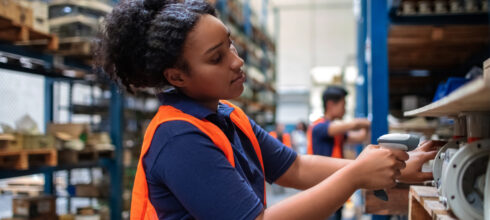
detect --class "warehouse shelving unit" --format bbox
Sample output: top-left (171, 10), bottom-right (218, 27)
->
top-left (356, 0), bottom-right (490, 219)
top-left (0, 0), bottom-right (277, 219)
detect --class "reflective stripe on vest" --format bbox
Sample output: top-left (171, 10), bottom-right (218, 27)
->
top-left (306, 118), bottom-right (344, 158)
top-left (130, 100), bottom-right (266, 220)
top-left (269, 131), bottom-right (292, 148)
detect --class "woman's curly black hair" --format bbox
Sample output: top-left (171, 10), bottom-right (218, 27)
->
top-left (94, 0), bottom-right (216, 92)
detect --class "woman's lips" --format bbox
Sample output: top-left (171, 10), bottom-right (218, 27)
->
top-left (231, 72), bottom-right (246, 84)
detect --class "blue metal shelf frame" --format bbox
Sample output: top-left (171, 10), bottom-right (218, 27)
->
top-left (0, 159), bottom-right (112, 179)
top-left (356, 0), bottom-right (368, 119)
top-left (366, 0), bottom-right (389, 144)
top-left (0, 43), bottom-right (124, 220)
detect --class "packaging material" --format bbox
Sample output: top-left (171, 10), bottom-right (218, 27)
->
top-left (15, 115), bottom-right (40, 135)
top-left (432, 77), bottom-right (470, 102)
top-left (47, 123), bottom-right (90, 150)
top-left (87, 132), bottom-right (114, 151)
top-left (12, 195), bottom-right (56, 220)
top-left (75, 207), bottom-right (100, 220)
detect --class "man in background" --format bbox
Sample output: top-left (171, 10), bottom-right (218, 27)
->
top-left (307, 85), bottom-right (370, 220)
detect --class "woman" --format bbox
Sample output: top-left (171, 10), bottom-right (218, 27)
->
top-left (95, 0), bottom-right (437, 219)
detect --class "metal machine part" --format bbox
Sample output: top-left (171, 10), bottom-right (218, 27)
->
top-left (485, 159), bottom-right (490, 220)
top-left (439, 148), bottom-right (459, 197)
top-left (433, 141), bottom-right (460, 189)
top-left (441, 139), bottom-right (490, 220)
top-left (465, 113), bottom-right (490, 142)
top-left (434, 116), bottom-right (467, 189)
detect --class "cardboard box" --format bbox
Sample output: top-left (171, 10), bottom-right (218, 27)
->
top-left (47, 123), bottom-right (90, 149)
top-left (0, 0), bottom-right (33, 27)
top-left (12, 196), bottom-right (56, 220)
top-left (21, 134), bottom-right (54, 149)
top-left (47, 123), bottom-right (90, 140)
top-left (68, 184), bottom-right (100, 197)
top-left (0, 134), bottom-right (17, 151)
top-left (18, 0), bottom-right (49, 33)
top-left (0, 134), bottom-right (54, 151)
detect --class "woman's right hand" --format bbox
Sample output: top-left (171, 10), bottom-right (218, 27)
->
top-left (349, 145), bottom-right (409, 190)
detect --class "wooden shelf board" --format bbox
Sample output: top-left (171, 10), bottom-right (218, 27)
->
top-left (404, 77), bottom-right (490, 117)
top-left (409, 186), bottom-right (458, 220)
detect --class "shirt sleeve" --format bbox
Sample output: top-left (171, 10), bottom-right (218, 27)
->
top-left (249, 119), bottom-right (298, 183)
top-left (145, 121), bottom-right (263, 220)
top-left (312, 121), bottom-right (331, 140)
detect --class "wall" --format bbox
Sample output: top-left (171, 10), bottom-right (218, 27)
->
top-left (271, 0), bottom-right (357, 125)
top-left (0, 68), bottom-right (45, 133)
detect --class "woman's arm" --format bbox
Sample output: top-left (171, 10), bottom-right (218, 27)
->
top-left (274, 155), bottom-right (352, 190)
top-left (276, 140), bottom-right (442, 190)
top-left (256, 145), bottom-right (408, 220)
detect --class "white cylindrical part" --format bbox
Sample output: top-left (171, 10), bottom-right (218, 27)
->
top-left (454, 115), bottom-right (467, 138)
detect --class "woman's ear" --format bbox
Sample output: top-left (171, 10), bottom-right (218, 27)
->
top-left (164, 68), bottom-right (187, 87)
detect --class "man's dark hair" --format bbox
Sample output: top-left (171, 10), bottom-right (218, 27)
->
top-left (94, 0), bottom-right (216, 92)
top-left (322, 85), bottom-right (348, 112)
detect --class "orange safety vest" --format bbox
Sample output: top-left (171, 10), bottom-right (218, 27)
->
top-left (130, 100), bottom-right (266, 220)
top-left (269, 131), bottom-right (292, 148)
top-left (306, 118), bottom-right (343, 158)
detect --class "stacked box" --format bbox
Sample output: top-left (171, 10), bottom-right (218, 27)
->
top-left (0, 0), bottom-right (33, 27)
top-left (12, 196), bottom-right (56, 220)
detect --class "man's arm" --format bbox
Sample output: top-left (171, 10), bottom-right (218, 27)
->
top-left (328, 118), bottom-right (370, 136)
top-left (346, 128), bottom-right (369, 144)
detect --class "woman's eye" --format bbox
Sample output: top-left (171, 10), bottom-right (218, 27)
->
top-left (212, 54), bottom-right (222, 63)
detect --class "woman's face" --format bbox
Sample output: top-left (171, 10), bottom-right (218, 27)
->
top-left (177, 14), bottom-right (245, 105)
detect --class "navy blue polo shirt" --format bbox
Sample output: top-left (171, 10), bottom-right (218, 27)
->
top-left (142, 89), bottom-right (297, 220)
top-left (311, 120), bottom-right (346, 157)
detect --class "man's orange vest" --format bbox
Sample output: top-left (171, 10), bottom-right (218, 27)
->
top-left (306, 118), bottom-right (343, 158)
top-left (130, 100), bottom-right (266, 220)
top-left (269, 131), bottom-right (292, 148)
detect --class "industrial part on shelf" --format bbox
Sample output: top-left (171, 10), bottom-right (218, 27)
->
top-left (429, 112), bottom-right (490, 220)
top-left (405, 58), bottom-right (490, 220)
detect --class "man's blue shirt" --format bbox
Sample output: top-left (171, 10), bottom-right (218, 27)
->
top-left (311, 120), bottom-right (346, 157)
top-left (142, 90), bottom-right (297, 219)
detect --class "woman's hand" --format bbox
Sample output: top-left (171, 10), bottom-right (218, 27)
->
top-left (397, 140), bottom-right (444, 183)
top-left (349, 145), bottom-right (409, 190)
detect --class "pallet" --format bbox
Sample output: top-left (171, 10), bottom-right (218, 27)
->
top-left (0, 16), bottom-right (58, 51)
top-left (56, 37), bottom-right (93, 57)
top-left (0, 185), bottom-right (43, 196)
top-left (0, 149), bottom-right (57, 170)
top-left (409, 186), bottom-right (458, 220)
top-left (58, 149), bottom-right (114, 165)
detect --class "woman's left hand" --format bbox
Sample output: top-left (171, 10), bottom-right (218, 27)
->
top-left (397, 140), bottom-right (445, 183)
